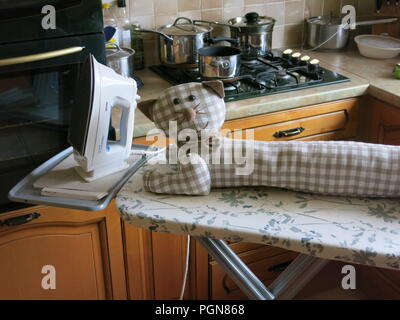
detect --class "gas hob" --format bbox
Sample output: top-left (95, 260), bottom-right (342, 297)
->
top-left (149, 49), bottom-right (350, 102)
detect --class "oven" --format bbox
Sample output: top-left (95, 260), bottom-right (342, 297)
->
top-left (0, 0), bottom-right (103, 44)
top-left (0, 0), bottom-right (105, 213)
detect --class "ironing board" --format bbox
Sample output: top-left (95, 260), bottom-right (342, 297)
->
top-left (116, 163), bottom-right (400, 300)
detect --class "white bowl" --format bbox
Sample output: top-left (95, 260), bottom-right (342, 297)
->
top-left (354, 34), bottom-right (400, 59)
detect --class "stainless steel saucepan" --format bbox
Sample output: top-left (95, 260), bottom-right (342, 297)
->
top-left (198, 46), bottom-right (241, 80)
top-left (306, 15), bottom-right (398, 50)
top-left (196, 12), bottom-right (276, 59)
top-left (139, 17), bottom-right (238, 68)
top-left (105, 43), bottom-right (135, 78)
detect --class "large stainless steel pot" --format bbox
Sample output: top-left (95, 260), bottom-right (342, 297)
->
top-left (197, 12), bottom-right (276, 58)
top-left (139, 17), bottom-right (238, 68)
top-left (198, 46), bottom-right (241, 80)
top-left (306, 16), bottom-right (398, 51)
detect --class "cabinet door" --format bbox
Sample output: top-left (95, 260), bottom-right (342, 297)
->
top-left (368, 98), bottom-right (400, 145)
top-left (0, 204), bottom-right (126, 300)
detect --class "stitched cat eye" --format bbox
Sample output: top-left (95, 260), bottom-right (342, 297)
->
top-left (188, 95), bottom-right (196, 101)
top-left (173, 98), bottom-right (181, 105)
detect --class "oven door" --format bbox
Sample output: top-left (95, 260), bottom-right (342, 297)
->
top-left (0, 0), bottom-right (103, 44)
top-left (0, 34), bottom-right (105, 213)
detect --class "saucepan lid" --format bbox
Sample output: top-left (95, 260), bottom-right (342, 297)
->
top-left (228, 12), bottom-right (275, 32)
top-left (307, 15), bottom-right (343, 26)
top-left (106, 43), bottom-right (135, 61)
top-left (160, 17), bottom-right (211, 35)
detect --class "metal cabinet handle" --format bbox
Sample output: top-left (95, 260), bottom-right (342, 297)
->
top-left (273, 127), bottom-right (305, 138)
top-left (0, 46), bottom-right (84, 67)
top-left (268, 260), bottom-right (293, 272)
top-left (0, 212), bottom-right (41, 227)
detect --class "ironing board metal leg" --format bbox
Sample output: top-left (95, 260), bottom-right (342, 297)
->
top-left (269, 254), bottom-right (329, 300)
top-left (195, 237), bottom-right (275, 300)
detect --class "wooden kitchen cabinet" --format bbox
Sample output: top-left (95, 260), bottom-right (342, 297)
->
top-left (364, 97), bottom-right (400, 145)
top-left (223, 98), bottom-right (360, 142)
top-left (0, 203), bottom-right (126, 300)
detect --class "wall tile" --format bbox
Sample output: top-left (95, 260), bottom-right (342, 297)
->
top-left (201, 8), bottom-right (223, 21)
top-left (154, 0), bottom-right (178, 15)
top-left (304, 0), bottom-right (323, 19)
top-left (266, 2), bottom-right (285, 25)
top-left (129, 0), bottom-right (154, 16)
top-left (177, 10), bottom-right (202, 20)
top-left (245, 0), bottom-right (264, 4)
top-left (154, 14), bottom-right (179, 28)
top-left (178, 0), bottom-right (201, 12)
top-left (223, 6), bottom-right (245, 20)
top-left (224, 0), bottom-right (245, 8)
top-left (284, 23), bottom-right (304, 47)
top-left (272, 25), bottom-right (285, 48)
top-left (285, 0), bottom-right (305, 24)
top-left (244, 4), bottom-right (267, 15)
top-left (202, 0), bottom-right (223, 9)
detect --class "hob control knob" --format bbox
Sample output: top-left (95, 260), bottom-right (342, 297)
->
top-left (291, 52), bottom-right (302, 64)
top-left (309, 58), bottom-right (320, 72)
top-left (282, 49), bottom-right (293, 59)
top-left (300, 55), bottom-right (310, 66)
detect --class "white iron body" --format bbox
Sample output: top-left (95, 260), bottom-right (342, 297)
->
top-left (73, 56), bottom-right (139, 181)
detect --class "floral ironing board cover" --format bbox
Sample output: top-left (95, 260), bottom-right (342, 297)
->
top-left (116, 163), bottom-right (400, 271)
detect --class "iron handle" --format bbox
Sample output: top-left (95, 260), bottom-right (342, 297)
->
top-left (0, 46), bottom-right (84, 67)
top-left (0, 212), bottom-right (41, 227)
top-left (268, 260), bottom-right (293, 272)
top-left (273, 127), bottom-right (305, 138)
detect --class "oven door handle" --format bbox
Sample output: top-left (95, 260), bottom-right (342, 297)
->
top-left (0, 46), bottom-right (85, 67)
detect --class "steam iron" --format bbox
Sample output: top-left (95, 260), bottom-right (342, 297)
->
top-left (68, 54), bottom-right (139, 182)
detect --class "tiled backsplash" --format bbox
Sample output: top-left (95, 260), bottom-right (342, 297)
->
top-left (107, 0), bottom-right (376, 66)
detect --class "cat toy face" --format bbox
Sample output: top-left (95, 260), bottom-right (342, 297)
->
top-left (138, 81), bottom-right (226, 139)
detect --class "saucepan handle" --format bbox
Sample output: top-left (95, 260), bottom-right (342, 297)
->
top-left (137, 29), bottom-right (173, 42)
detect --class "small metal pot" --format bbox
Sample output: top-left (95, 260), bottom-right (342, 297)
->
top-left (105, 43), bottom-right (135, 77)
top-left (198, 46), bottom-right (241, 80)
top-left (306, 15), bottom-right (399, 51)
top-left (197, 12), bottom-right (275, 58)
top-left (139, 17), bottom-right (238, 68)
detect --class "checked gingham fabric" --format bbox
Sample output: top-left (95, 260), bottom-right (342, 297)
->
top-left (143, 138), bottom-right (400, 197)
top-left (140, 82), bottom-right (400, 198)
top-left (151, 82), bottom-right (226, 136)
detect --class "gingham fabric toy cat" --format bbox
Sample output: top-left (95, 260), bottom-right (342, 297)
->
top-left (138, 81), bottom-right (400, 197)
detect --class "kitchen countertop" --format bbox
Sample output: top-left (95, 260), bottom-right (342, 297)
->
top-left (311, 45), bottom-right (400, 109)
top-left (132, 46), bottom-right (399, 138)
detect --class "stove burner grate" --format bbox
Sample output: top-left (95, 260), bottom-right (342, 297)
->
top-left (148, 49), bottom-right (350, 103)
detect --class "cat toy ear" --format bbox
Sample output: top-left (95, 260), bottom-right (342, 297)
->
top-left (202, 80), bottom-right (225, 99)
top-left (138, 99), bottom-right (157, 121)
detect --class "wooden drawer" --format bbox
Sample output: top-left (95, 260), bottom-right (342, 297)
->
top-left (211, 247), bottom-right (298, 300)
top-left (223, 98), bottom-right (359, 142)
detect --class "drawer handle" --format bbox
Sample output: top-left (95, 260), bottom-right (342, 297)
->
top-left (0, 212), bottom-right (41, 227)
top-left (273, 127), bottom-right (305, 138)
top-left (268, 260), bottom-right (293, 272)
